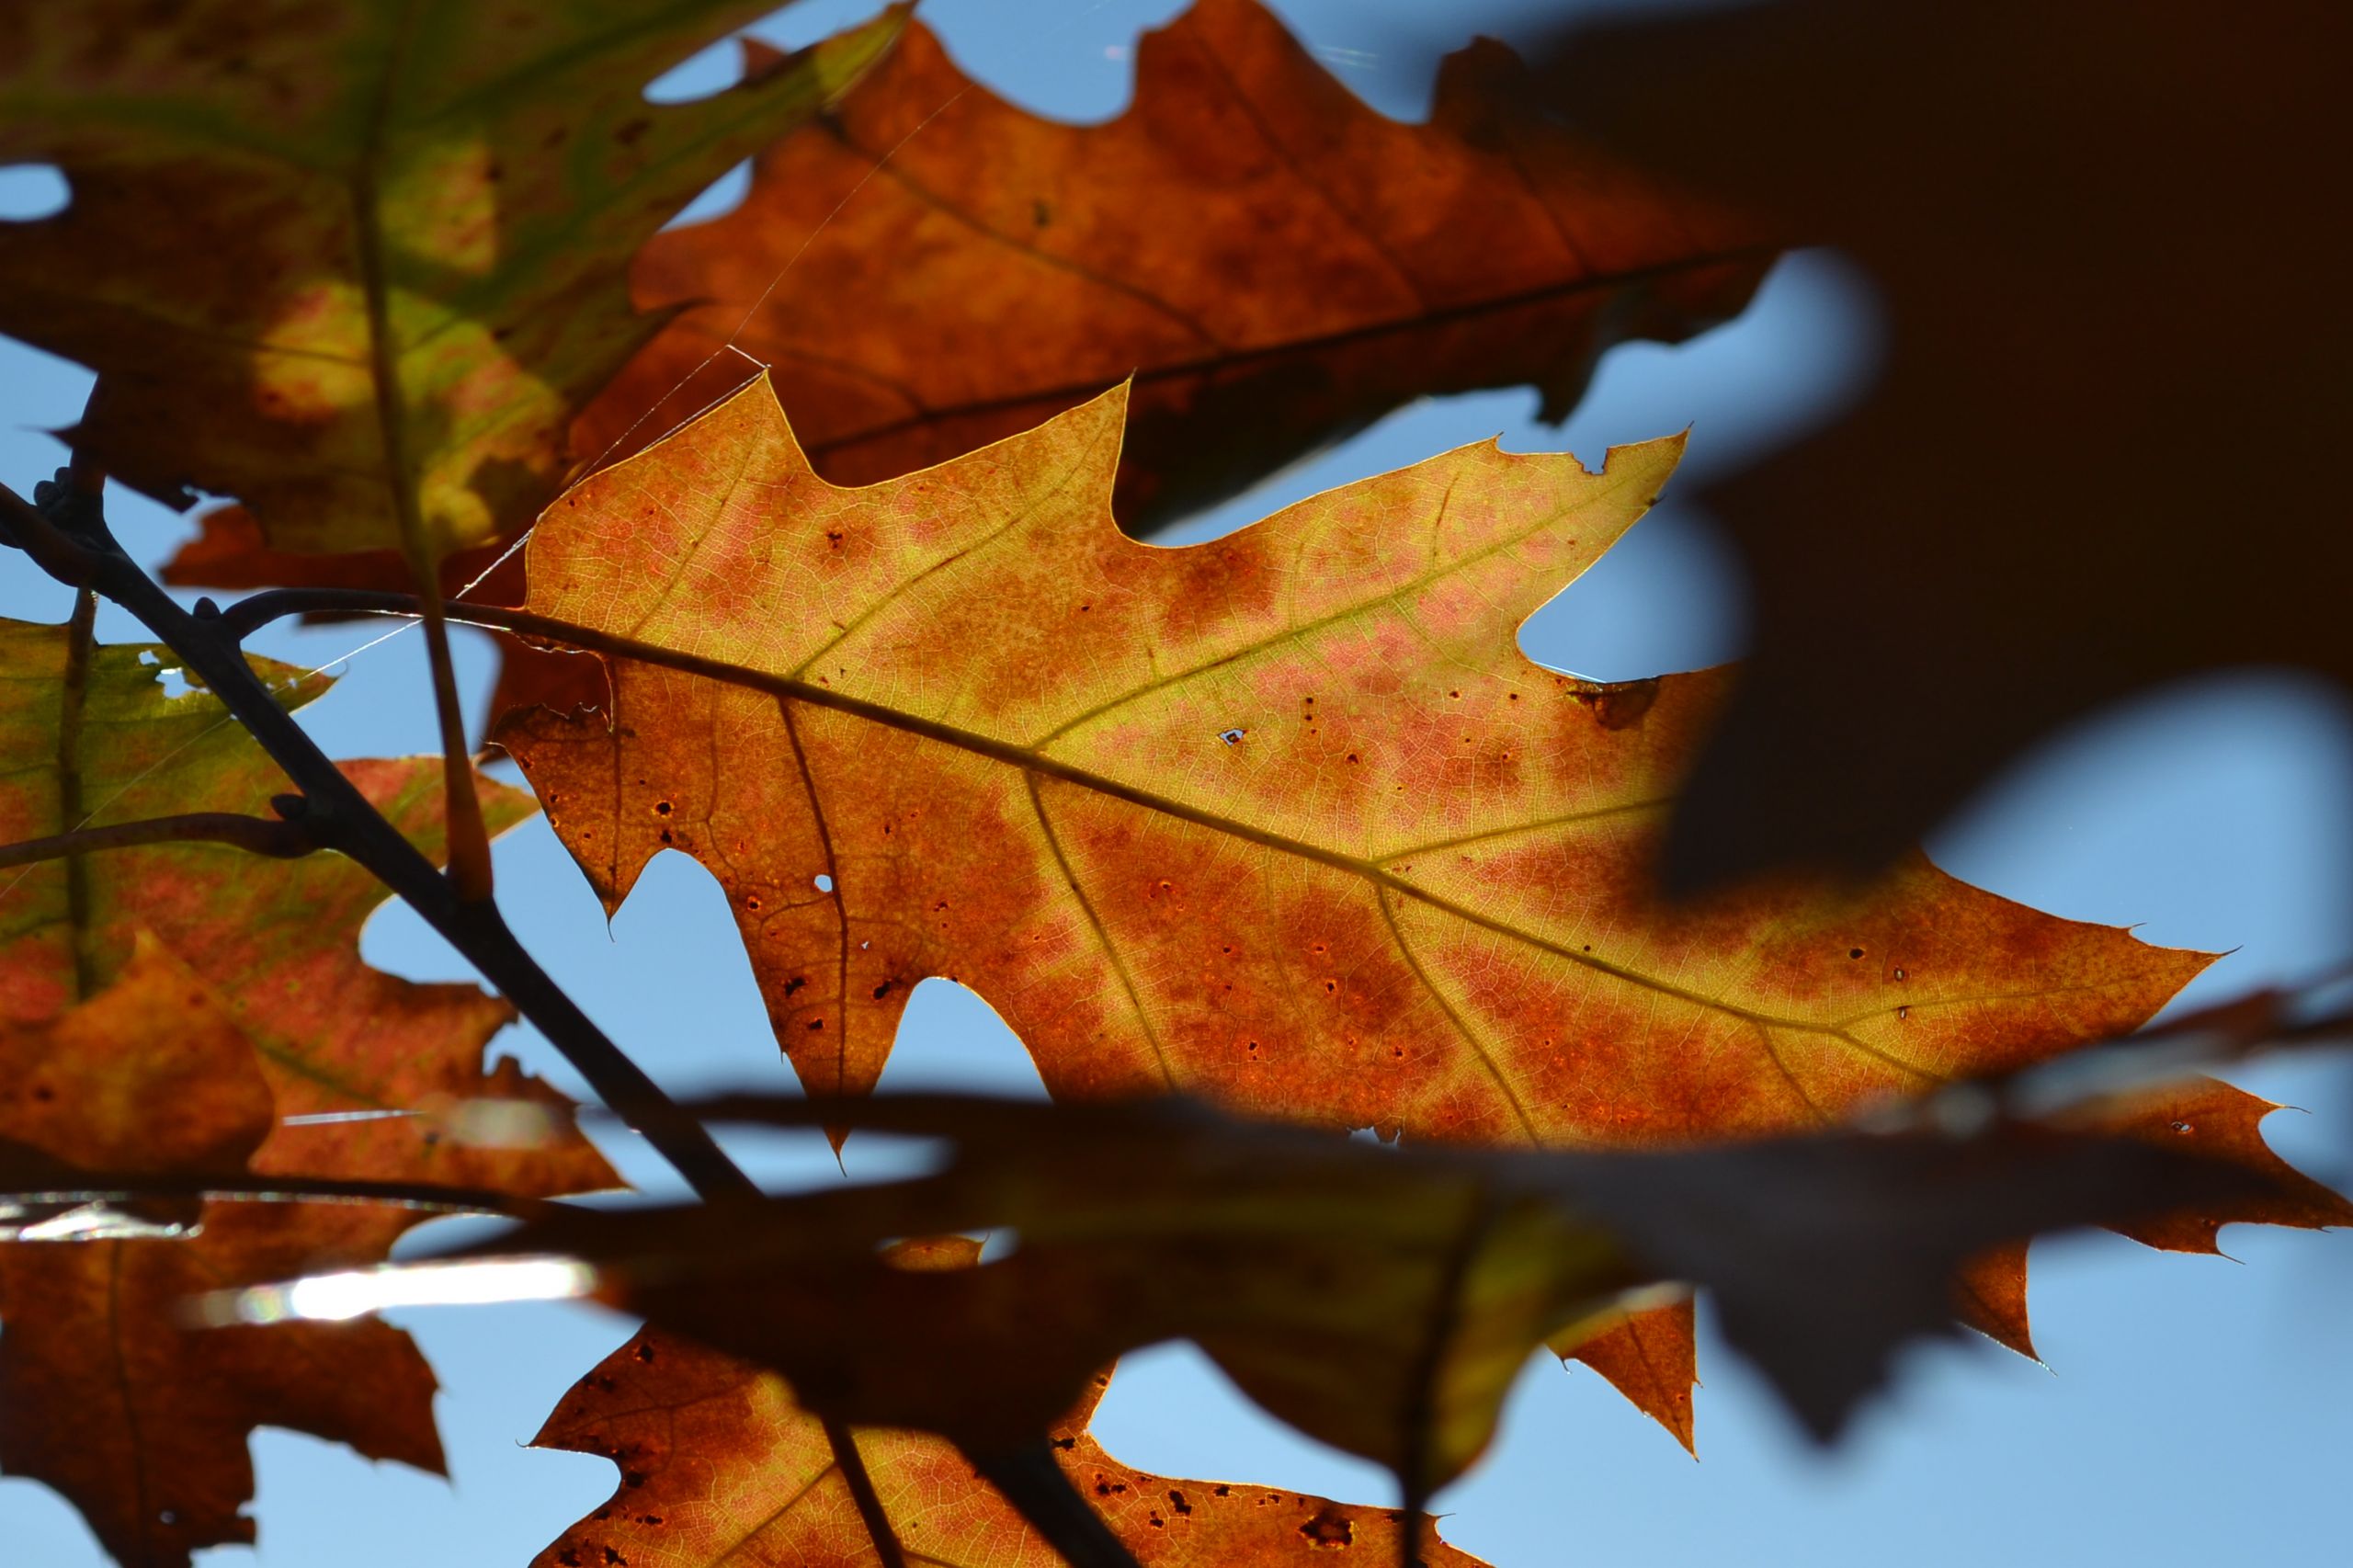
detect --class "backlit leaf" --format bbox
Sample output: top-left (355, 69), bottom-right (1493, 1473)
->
top-left (568, 0), bottom-right (1770, 535)
top-left (492, 380), bottom-right (2341, 1434)
top-left (0, 0), bottom-right (903, 561)
top-left (0, 618), bottom-right (614, 1564)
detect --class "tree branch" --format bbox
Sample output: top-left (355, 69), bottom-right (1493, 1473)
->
top-left (0, 812), bottom-right (320, 871)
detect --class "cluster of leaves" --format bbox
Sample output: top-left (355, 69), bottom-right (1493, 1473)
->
top-left (0, 2), bottom-right (2343, 1565)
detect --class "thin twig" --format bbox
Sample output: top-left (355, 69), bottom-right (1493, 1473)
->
top-left (0, 812), bottom-right (318, 870)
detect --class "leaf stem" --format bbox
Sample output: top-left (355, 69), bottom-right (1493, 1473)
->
top-left (57, 585), bottom-right (98, 998)
top-left (415, 571), bottom-right (498, 903)
top-left (0, 812), bottom-right (320, 870)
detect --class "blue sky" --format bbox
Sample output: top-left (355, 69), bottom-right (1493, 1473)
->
top-left (2, 2), bottom-right (2349, 1563)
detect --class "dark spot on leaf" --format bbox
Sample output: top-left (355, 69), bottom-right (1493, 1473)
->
top-left (1300, 1508), bottom-right (1354, 1547)
top-left (624, 1471), bottom-right (646, 1490)
top-left (654, 801), bottom-right (672, 815)
top-left (1215, 1485), bottom-right (1231, 1496)
top-left (1578, 676), bottom-right (1661, 730)
top-left (784, 976), bottom-right (807, 996)
top-left (1849, 948), bottom-right (1865, 960)
top-left (1169, 1489), bottom-right (1192, 1515)
top-left (807, 1017), bottom-right (824, 1030)
top-left (1051, 1436), bottom-right (1076, 1449)
top-left (871, 980), bottom-right (895, 1000)
top-left (634, 1341), bottom-right (656, 1363)
top-left (616, 119), bottom-right (651, 147)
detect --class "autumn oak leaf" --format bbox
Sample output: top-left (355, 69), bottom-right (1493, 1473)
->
top-left (0, 619), bottom-right (616, 1565)
top-left (491, 377), bottom-right (2346, 1440)
top-left (0, 0), bottom-right (904, 562)
top-left (570, 0), bottom-right (1770, 535)
top-left (532, 1242), bottom-right (1490, 1568)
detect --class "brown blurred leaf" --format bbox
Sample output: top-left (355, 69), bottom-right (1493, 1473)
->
top-left (1528, 0), bottom-right (2353, 887)
top-left (451, 1089), bottom-right (2298, 1473)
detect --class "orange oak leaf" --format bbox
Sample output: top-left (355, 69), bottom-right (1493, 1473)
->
top-left (490, 381), bottom-right (2339, 1437)
top-left (0, 939), bottom-right (448, 1568)
top-left (0, 1), bottom-right (903, 561)
top-left (0, 619), bottom-right (615, 1564)
top-left (532, 1244), bottom-right (1488, 1568)
top-left (1552, 1299), bottom-right (1696, 1453)
top-left (1523, 0), bottom-right (2353, 887)
top-left (565, 0), bottom-right (1769, 538)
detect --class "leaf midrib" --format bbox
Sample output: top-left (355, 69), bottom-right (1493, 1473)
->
top-left (504, 607), bottom-right (1954, 1086)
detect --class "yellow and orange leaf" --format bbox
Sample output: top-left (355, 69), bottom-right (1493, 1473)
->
top-left (497, 381), bottom-right (2196, 1129)
top-left (492, 380), bottom-right (2342, 1440)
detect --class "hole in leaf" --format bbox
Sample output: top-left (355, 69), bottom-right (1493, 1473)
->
top-left (813, 873), bottom-right (835, 892)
